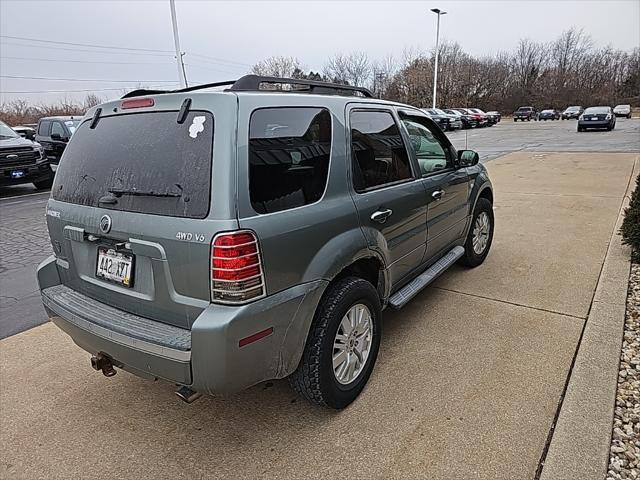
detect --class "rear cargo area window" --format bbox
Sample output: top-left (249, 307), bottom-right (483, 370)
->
top-left (51, 111), bottom-right (213, 218)
top-left (249, 107), bottom-right (331, 214)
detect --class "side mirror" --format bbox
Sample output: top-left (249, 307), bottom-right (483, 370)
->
top-left (51, 133), bottom-right (62, 141)
top-left (458, 149), bottom-right (479, 167)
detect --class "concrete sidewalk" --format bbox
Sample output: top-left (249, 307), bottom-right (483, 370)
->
top-left (1, 152), bottom-right (637, 480)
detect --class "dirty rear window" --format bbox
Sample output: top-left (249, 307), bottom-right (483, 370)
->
top-left (51, 111), bottom-right (213, 218)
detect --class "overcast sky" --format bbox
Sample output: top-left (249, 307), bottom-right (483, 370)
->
top-left (1, 0), bottom-right (639, 104)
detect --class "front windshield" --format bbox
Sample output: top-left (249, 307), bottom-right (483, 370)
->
top-left (584, 107), bottom-right (609, 114)
top-left (0, 121), bottom-right (19, 138)
top-left (566, 106), bottom-right (580, 112)
top-left (542, 110), bottom-right (554, 114)
top-left (434, 109), bottom-right (447, 115)
top-left (65, 119), bottom-right (81, 134)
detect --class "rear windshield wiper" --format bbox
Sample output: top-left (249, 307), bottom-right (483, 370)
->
top-left (107, 187), bottom-right (182, 198)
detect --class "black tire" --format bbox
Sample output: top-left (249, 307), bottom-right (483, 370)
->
top-left (460, 197), bottom-right (494, 267)
top-left (33, 176), bottom-right (53, 190)
top-left (628, 114), bottom-right (632, 119)
top-left (513, 118), bottom-right (517, 122)
top-left (577, 126), bottom-right (583, 132)
top-left (289, 277), bottom-right (382, 409)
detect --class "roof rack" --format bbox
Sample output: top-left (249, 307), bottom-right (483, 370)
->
top-left (121, 75), bottom-right (373, 99)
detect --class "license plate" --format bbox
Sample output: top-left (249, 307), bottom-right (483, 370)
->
top-left (591, 117), bottom-right (598, 121)
top-left (10, 170), bottom-right (25, 178)
top-left (96, 247), bottom-right (134, 287)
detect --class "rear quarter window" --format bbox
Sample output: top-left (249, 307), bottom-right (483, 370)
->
top-left (38, 120), bottom-right (51, 136)
top-left (249, 107), bottom-right (331, 214)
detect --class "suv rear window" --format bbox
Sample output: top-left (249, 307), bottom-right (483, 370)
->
top-left (249, 107), bottom-right (331, 214)
top-left (51, 111), bottom-right (213, 218)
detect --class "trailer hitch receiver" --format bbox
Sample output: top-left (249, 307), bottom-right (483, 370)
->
top-left (90, 352), bottom-right (117, 377)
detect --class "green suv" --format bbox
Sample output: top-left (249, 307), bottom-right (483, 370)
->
top-left (37, 75), bottom-right (494, 408)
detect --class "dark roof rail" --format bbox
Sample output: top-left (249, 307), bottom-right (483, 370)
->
top-left (122, 75), bottom-right (373, 99)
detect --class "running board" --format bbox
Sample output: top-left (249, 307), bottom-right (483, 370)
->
top-left (388, 246), bottom-right (465, 309)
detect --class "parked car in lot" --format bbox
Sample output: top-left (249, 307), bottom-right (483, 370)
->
top-left (561, 106), bottom-right (583, 119)
top-left (613, 104), bottom-right (632, 118)
top-left (423, 108), bottom-right (462, 131)
top-left (37, 75), bottom-right (494, 409)
top-left (513, 106), bottom-right (538, 121)
top-left (444, 109), bottom-right (476, 129)
top-left (485, 111), bottom-right (501, 122)
top-left (453, 108), bottom-right (488, 127)
top-left (0, 120), bottom-right (53, 189)
top-left (539, 109), bottom-right (560, 120)
top-left (578, 106), bottom-right (616, 132)
top-left (12, 125), bottom-right (36, 140)
top-left (422, 108), bottom-right (451, 131)
top-left (35, 115), bottom-right (83, 164)
top-left (467, 108), bottom-right (493, 126)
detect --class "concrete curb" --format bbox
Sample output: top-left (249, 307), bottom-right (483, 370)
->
top-left (539, 156), bottom-right (639, 480)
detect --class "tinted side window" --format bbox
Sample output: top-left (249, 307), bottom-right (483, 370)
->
top-left (400, 116), bottom-right (449, 175)
top-left (249, 107), bottom-right (331, 214)
top-left (51, 122), bottom-right (65, 137)
top-left (38, 120), bottom-right (51, 136)
top-left (350, 110), bottom-right (412, 192)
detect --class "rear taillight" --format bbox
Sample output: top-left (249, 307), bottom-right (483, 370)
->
top-left (211, 230), bottom-right (265, 304)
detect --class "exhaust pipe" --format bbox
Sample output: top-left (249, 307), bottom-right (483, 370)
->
top-left (90, 353), bottom-right (117, 377)
top-left (175, 385), bottom-right (202, 404)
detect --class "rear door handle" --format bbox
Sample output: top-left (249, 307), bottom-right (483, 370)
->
top-left (432, 190), bottom-right (446, 200)
top-left (371, 209), bottom-right (393, 224)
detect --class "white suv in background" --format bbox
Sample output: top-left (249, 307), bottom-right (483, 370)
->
top-left (613, 104), bottom-right (632, 118)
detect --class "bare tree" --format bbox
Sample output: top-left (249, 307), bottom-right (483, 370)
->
top-left (251, 56), bottom-right (306, 78)
top-left (323, 52), bottom-right (372, 87)
top-left (83, 93), bottom-right (103, 109)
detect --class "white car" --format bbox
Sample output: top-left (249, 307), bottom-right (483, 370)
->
top-left (613, 104), bottom-right (632, 118)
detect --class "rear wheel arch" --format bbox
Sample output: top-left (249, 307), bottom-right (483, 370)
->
top-left (332, 256), bottom-right (386, 302)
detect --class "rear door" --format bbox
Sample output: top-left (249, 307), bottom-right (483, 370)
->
top-left (397, 110), bottom-right (470, 260)
top-left (36, 120), bottom-right (53, 158)
top-left (347, 106), bottom-right (427, 287)
top-left (49, 121), bottom-right (68, 160)
top-left (45, 94), bottom-right (238, 328)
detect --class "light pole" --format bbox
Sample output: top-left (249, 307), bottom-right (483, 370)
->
top-left (430, 8), bottom-right (447, 108)
top-left (169, 0), bottom-right (188, 88)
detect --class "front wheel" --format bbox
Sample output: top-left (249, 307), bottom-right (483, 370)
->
top-left (33, 176), bottom-right (54, 190)
top-left (460, 198), bottom-right (494, 267)
top-left (289, 277), bottom-right (382, 409)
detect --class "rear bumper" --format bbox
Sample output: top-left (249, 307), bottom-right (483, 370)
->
top-left (37, 256), bottom-right (327, 394)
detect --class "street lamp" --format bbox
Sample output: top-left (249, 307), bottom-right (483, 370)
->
top-left (430, 7), bottom-right (447, 108)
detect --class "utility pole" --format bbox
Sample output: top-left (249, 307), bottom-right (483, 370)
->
top-left (169, 0), bottom-right (188, 88)
top-left (431, 8), bottom-right (447, 108)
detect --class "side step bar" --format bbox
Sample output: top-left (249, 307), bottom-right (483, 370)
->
top-left (388, 246), bottom-right (465, 309)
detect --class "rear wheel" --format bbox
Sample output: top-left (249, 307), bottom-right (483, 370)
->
top-left (460, 198), bottom-right (494, 267)
top-left (289, 277), bottom-right (382, 409)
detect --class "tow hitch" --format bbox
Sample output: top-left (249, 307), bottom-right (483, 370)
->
top-left (90, 353), bottom-right (117, 377)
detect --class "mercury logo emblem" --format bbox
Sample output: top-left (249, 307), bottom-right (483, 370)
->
top-left (99, 215), bottom-right (112, 234)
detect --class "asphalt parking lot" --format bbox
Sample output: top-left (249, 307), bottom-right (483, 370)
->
top-left (1, 118), bottom-right (639, 479)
